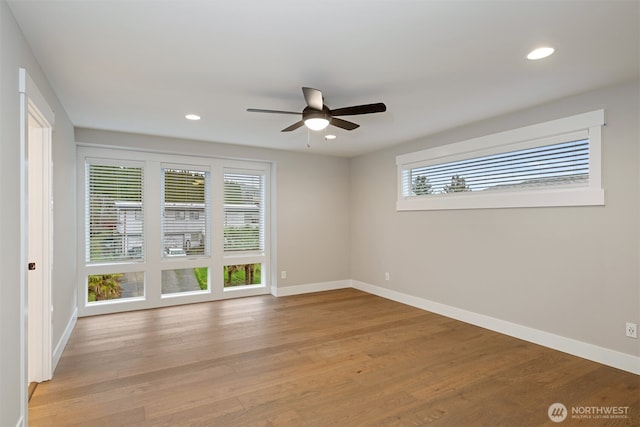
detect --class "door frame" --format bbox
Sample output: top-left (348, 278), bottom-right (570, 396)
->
top-left (19, 68), bottom-right (55, 406)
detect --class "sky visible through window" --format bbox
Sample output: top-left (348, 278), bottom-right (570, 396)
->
top-left (407, 139), bottom-right (589, 196)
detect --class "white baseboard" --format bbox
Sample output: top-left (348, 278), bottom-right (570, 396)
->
top-left (52, 307), bottom-right (77, 374)
top-left (352, 280), bottom-right (640, 375)
top-left (271, 279), bottom-right (351, 297)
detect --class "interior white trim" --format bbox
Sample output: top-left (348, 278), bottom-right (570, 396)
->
top-left (350, 280), bottom-right (640, 375)
top-left (52, 307), bottom-right (77, 372)
top-left (19, 72), bottom-right (55, 127)
top-left (397, 187), bottom-right (605, 211)
top-left (396, 109), bottom-right (605, 165)
top-left (271, 280), bottom-right (351, 297)
top-left (18, 69), bottom-right (28, 427)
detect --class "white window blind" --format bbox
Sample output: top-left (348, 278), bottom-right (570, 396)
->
top-left (223, 172), bottom-right (264, 253)
top-left (396, 110), bottom-right (605, 210)
top-left (402, 138), bottom-right (590, 197)
top-left (162, 168), bottom-right (209, 256)
top-left (87, 163), bottom-right (144, 263)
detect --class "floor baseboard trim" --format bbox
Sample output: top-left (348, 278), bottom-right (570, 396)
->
top-left (28, 382), bottom-right (38, 401)
top-left (351, 280), bottom-right (640, 375)
top-left (52, 307), bottom-right (78, 374)
top-left (271, 280), bottom-right (351, 297)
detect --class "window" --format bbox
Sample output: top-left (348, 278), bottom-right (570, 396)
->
top-left (397, 110), bottom-right (605, 210)
top-left (160, 166), bottom-right (210, 296)
top-left (162, 167), bottom-right (210, 257)
top-left (223, 170), bottom-right (266, 289)
top-left (404, 138), bottom-right (589, 194)
top-left (161, 267), bottom-right (208, 295)
top-left (224, 264), bottom-right (261, 287)
top-left (78, 148), bottom-right (272, 315)
top-left (84, 160), bottom-right (146, 305)
top-left (86, 162), bottom-right (144, 262)
top-left (88, 272), bottom-right (144, 302)
top-left (223, 172), bottom-right (264, 254)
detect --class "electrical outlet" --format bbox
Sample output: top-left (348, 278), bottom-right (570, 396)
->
top-left (281, 271), bottom-right (287, 279)
top-left (385, 272), bottom-right (390, 281)
top-left (626, 322), bottom-right (637, 339)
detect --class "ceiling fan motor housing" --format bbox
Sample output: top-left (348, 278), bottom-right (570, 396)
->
top-left (303, 105), bottom-right (332, 124)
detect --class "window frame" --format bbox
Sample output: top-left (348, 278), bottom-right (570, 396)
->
top-left (77, 147), bottom-right (273, 316)
top-left (222, 167), bottom-right (269, 293)
top-left (396, 110), bottom-right (605, 211)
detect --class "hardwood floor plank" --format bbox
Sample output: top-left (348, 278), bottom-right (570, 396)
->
top-left (29, 289), bottom-right (639, 426)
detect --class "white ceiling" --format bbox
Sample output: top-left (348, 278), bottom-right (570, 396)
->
top-left (8, 0), bottom-right (639, 157)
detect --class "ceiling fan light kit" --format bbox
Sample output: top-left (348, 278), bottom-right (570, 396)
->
top-left (248, 87), bottom-right (386, 134)
top-left (303, 106), bottom-right (331, 130)
top-left (304, 117), bottom-right (330, 131)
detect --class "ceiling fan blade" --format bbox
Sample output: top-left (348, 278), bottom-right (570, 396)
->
top-left (281, 121), bottom-right (305, 132)
top-left (330, 102), bottom-right (387, 116)
top-left (247, 108), bottom-right (301, 115)
top-left (302, 87), bottom-right (324, 111)
top-left (330, 117), bottom-right (360, 131)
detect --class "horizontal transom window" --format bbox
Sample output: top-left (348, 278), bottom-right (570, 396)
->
top-left (404, 138), bottom-right (589, 195)
top-left (397, 110), bottom-right (605, 210)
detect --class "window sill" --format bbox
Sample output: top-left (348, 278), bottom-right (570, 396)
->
top-left (396, 187), bottom-right (605, 211)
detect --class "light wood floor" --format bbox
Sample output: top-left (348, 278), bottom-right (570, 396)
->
top-left (29, 289), bottom-right (638, 426)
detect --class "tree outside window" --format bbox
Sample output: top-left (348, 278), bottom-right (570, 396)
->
top-left (443, 175), bottom-right (471, 193)
top-left (412, 175), bottom-right (433, 195)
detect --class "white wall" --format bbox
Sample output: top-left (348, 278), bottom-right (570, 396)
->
top-left (0, 1), bottom-right (76, 425)
top-left (350, 80), bottom-right (640, 359)
top-left (74, 128), bottom-right (351, 290)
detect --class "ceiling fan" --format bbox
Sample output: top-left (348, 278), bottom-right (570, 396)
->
top-left (247, 87), bottom-right (386, 132)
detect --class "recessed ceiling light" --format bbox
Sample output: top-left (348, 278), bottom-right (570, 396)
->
top-left (185, 114), bottom-right (201, 121)
top-left (527, 47), bottom-right (555, 60)
top-left (325, 134), bottom-right (336, 140)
